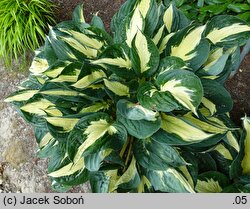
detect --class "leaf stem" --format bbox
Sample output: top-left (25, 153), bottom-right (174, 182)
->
top-left (119, 138), bottom-right (129, 158)
top-left (125, 137), bottom-right (134, 166)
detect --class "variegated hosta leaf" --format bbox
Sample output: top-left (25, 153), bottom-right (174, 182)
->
top-left (92, 45), bottom-right (134, 79)
top-left (89, 171), bottom-right (110, 193)
top-left (115, 157), bottom-right (140, 190)
top-left (158, 32), bottom-right (175, 54)
top-left (126, 7), bottom-right (144, 47)
top-left (104, 79), bottom-right (130, 97)
top-left (72, 68), bottom-right (106, 89)
top-left (84, 149), bottom-right (112, 171)
top-left (225, 131), bottom-right (240, 153)
top-left (137, 175), bottom-right (152, 193)
top-left (45, 117), bottom-right (80, 132)
top-left (111, 0), bottom-right (138, 43)
top-left (29, 52), bottom-right (49, 75)
top-left (198, 47), bottom-right (241, 82)
top-left (195, 171), bottom-right (230, 193)
top-left (179, 152), bottom-right (199, 189)
top-left (163, 4), bottom-right (190, 33)
top-left (152, 113), bottom-right (225, 146)
top-left (213, 143), bottom-right (233, 161)
top-left (4, 89), bottom-right (38, 103)
top-left (156, 70), bottom-right (203, 114)
top-left (157, 56), bottom-right (188, 75)
top-left (131, 30), bottom-right (160, 77)
top-left (144, 167), bottom-right (195, 193)
top-left (241, 116), bottom-right (250, 175)
top-left (165, 25), bottom-right (210, 70)
top-left (138, 69), bottom-right (203, 114)
top-left (117, 99), bottom-right (161, 139)
top-left (50, 62), bottom-right (82, 83)
top-left (59, 28), bottom-right (104, 50)
top-left (20, 97), bottom-right (62, 116)
top-left (48, 28), bottom-right (78, 61)
top-left (123, 0), bottom-right (158, 45)
top-left (117, 99), bottom-right (159, 121)
top-left (44, 60), bottom-right (72, 78)
top-left (79, 102), bottom-right (109, 113)
top-left (152, 25), bottom-right (165, 46)
top-left (49, 113), bottom-right (127, 178)
top-left (201, 79), bottom-right (233, 115)
top-left (38, 132), bottom-right (54, 149)
top-left (19, 74), bottom-right (45, 90)
top-left (39, 83), bottom-right (88, 99)
top-left (91, 13), bottom-right (105, 30)
top-left (183, 112), bottom-right (229, 135)
top-left (92, 55), bottom-right (132, 70)
top-left (197, 48), bottom-right (229, 77)
top-left (58, 35), bottom-right (99, 59)
top-left (72, 4), bottom-right (86, 24)
top-left (133, 137), bottom-right (186, 170)
top-left (205, 15), bottom-right (250, 47)
top-left (136, 0), bottom-right (158, 36)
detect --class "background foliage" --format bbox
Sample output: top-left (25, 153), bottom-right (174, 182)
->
top-left (164, 0), bottom-right (250, 24)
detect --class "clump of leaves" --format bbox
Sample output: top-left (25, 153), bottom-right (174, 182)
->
top-left (164, 0), bottom-right (250, 24)
top-left (0, 0), bottom-right (55, 67)
top-left (5, 0), bottom-right (250, 193)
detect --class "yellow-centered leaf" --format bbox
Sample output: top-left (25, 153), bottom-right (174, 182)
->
top-left (206, 23), bottom-right (250, 44)
top-left (126, 7), bottom-right (144, 47)
top-left (5, 90), bottom-right (38, 102)
top-left (171, 26), bottom-right (206, 61)
top-left (161, 114), bottom-right (215, 142)
top-left (135, 30), bottom-right (151, 73)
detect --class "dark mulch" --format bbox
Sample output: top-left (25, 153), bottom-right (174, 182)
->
top-left (51, 0), bottom-right (249, 126)
top-left (226, 54), bottom-right (250, 126)
top-left (52, 0), bottom-right (125, 31)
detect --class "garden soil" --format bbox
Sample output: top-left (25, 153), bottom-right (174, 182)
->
top-left (0, 0), bottom-right (249, 193)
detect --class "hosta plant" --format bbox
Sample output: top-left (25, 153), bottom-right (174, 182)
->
top-left (0, 0), bottom-right (55, 67)
top-left (165, 0), bottom-right (250, 24)
top-left (5, 0), bottom-right (250, 193)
